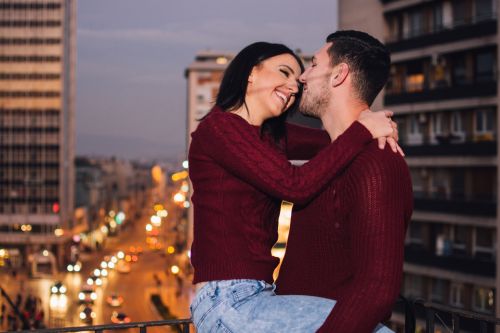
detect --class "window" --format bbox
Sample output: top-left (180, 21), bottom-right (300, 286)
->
top-left (407, 222), bottom-right (423, 245)
top-left (474, 227), bottom-right (495, 259)
top-left (475, 50), bottom-right (495, 83)
top-left (431, 113), bottom-right (443, 144)
top-left (452, 225), bottom-right (468, 255)
top-left (450, 112), bottom-right (465, 142)
top-left (473, 287), bottom-right (495, 313)
top-left (450, 283), bottom-right (465, 308)
top-left (408, 115), bottom-right (424, 145)
top-left (430, 278), bottom-right (447, 303)
top-left (452, 54), bottom-right (468, 85)
top-left (475, 0), bottom-right (493, 21)
top-left (474, 109), bottom-right (494, 139)
top-left (453, 0), bottom-right (473, 26)
top-left (433, 3), bottom-right (443, 31)
top-left (409, 10), bottom-right (423, 37)
top-left (404, 274), bottom-right (423, 298)
top-left (405, 61), bottom-right (426, 92)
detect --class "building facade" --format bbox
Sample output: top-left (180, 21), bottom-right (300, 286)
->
top-left (339, 0), bottom-right (499, 330)
top-left (0, 0), bottom-right (76, 273)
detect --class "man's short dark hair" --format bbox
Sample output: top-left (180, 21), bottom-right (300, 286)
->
top-left (326, 30), bottom-right (390, 106)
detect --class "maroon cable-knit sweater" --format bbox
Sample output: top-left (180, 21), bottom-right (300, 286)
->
top-left (188, 106), bottom-right (373, 284)
top-left (275, 141), bottom-right (413, 333)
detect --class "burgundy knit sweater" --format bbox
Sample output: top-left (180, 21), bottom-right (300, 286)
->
top-left (188, 106), bottom-right (372, 284)
top-left (275, 141), bottom-right (413, 333)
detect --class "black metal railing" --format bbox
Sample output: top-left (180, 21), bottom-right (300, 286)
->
top-left (384, 81), bottom-right (497, 105)
top-left (385, 17), bottom-right (497, 53)
top-left (397, 296), bottom-right (500, 332)
top-left (413, 299), bottom-right (499, 333)
top-left (3, 318), bottom-right (193, 333)
top-left (4, 298), bottom-right (500, 333)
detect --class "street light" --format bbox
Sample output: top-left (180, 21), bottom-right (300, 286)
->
top-left (171, 265), bottom-right (180, 274)
top-left (173, 192), bottom-right (185, 203)
top-left (150, 215), bottom-right (161, 227)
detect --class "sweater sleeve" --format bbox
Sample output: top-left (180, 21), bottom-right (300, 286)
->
top-left (194, 111), bottom-right (372, 205)
top-left (316, 147), bottom-right (413, 333)
top-left (285, 122), bottom-right (330, 160)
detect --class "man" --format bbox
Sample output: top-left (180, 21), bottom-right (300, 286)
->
top-left (275, 30), bottom-right (413, 333)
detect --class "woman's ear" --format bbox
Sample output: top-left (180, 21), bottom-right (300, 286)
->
top-left (248, 67), bottom-right (256, 84)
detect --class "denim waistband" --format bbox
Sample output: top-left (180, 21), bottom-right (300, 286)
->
top-left (197, 279), bottom-right (272, 295)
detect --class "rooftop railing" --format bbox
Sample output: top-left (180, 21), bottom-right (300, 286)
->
top-left (4, 297), bottom-right (500, 332)
top-left (399, 296), bottom-right (500, 332)
top-left (4, 318), bottom-right (193, 333)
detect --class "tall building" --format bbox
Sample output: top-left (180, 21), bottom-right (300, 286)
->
top-left (0, 0), bottom-right (76, 273)
top-left (338, 0), bottom-right (498, 329)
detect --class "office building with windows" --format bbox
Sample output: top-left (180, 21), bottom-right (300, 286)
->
top-left (0, 0), bottom-right (76, 273)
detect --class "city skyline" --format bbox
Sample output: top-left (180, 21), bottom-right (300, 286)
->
top-left (76, 0), bottom-right (338, 160)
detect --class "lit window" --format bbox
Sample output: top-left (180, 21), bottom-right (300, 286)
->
top-left (473, 286), bottom-right (495, 313)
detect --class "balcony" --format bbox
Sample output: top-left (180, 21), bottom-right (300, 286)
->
top-left (414, 197), bottom-right (496, 217)
top-left (404, 245), bottom-right (495, 277)
top-left (401, 141), bottom-right (496, 157)
top-left (386, 18), bottom-right (497, 53)
top-left (384, 81), bottom-right (497, 105)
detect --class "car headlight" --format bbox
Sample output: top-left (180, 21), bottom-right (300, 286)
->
top-left (91, 312), bottom-right (96, 318)
top-left (96, 278), bottom-right (102, 286)
top-left (78, 293), bottom-right (84, 300)
top-left (91, 292), bottom-right (97, 300)
top-left (51, 286), bottom-right (58, 293)
top-left (67, 264), bottom-right (73, 272)
top-left (74, 264), bottom-right (81, 272)
top-left (87, 278), bottom-right (93, 285)
top-left (59, 286), bottom-right (67, 294)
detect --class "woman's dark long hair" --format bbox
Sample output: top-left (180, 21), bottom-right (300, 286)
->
top-left (215, 42), bottom-right (304, 145)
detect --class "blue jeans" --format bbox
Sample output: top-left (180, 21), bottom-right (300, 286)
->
top-left (190, 279), bottom-right (394, 333)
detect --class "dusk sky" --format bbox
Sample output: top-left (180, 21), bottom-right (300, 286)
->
top-left (76, 0), bottom-right (338, 161)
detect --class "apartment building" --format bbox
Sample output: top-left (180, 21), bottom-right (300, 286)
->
top-left (338, 0), bottom-right (498, 329)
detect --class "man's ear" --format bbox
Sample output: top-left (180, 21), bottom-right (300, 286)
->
top-left (331, 63), bottom-right (349, 87)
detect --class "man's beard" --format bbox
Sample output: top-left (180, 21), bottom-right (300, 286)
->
top-left (299, 81), bottom-right (330, 119)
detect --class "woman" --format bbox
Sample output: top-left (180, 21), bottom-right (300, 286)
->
top-left (189, 42), bottom-right (395, 333)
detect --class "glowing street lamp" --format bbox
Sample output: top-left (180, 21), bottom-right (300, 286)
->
top-left (150, 215), bottom-right (161, 227)
top-left (173, 192), bottom-right (185, 203)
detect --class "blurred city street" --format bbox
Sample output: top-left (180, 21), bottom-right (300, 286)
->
top-left (0, 192), bottom-right (194, 332)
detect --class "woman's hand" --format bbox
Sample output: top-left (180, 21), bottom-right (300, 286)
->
top-left (358, 109), bottom-right (405, 156)
top-left (358, 109), bottom-right (393, 139)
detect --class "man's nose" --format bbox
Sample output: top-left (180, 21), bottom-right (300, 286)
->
top-left (298, 72), bottom-right (307, 84)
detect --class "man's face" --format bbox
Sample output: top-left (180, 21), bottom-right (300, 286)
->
top-left (299, 43), bottom-right (333, 118)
